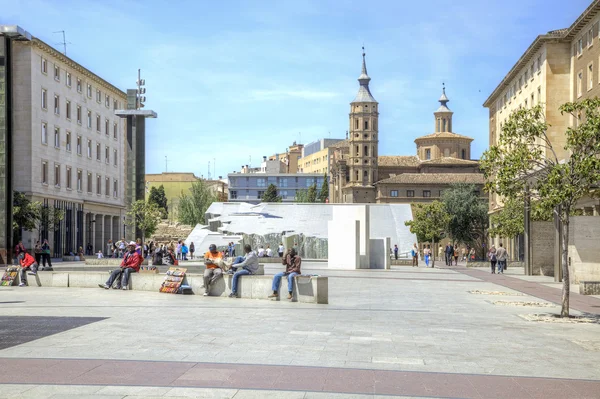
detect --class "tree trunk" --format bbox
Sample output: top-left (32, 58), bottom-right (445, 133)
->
top-left (561, 217), bottom-right (570, 317)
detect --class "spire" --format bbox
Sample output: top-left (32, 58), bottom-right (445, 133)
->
top-left (436, 82), bottom-right (451, 112)
top-left (352, 46), bottom-right (377, 103)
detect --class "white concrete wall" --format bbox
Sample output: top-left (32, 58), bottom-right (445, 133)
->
top-left (328, 219), bottom-right (359, 269)
top-left (568, 216), bottom-right (600, 283)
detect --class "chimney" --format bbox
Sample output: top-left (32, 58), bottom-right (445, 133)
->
top-left (263, 156), bottom-right (267, 161)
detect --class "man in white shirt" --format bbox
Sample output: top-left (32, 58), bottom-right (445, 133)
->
top-left (257, 246), bottom-right (265, 257)
top-left (265, 245), bottom-right (273, 257)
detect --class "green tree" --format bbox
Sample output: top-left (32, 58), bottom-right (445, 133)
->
top-left (442, 184), bottom-right (488, 258)
top-left (318, 175), bottom-right (329, 203)
top-left (261, 184), bottom-right (282, 202)
top-left (177, 180), bottom-right (218, 225)
top-left (404, 201), bottom-right (451, 267)
top-left (307, 183), bottom-right (317, 203)
top-left (481, 102), bottom-right (600, 317)
top-left (12, 191), bottom-right (41, 235)
top-left (148, 185), bottom-right (168, 218)
top-left (34, 206), bottom-right (65, 239)
top-left (294, 189), bottom-right (309, 203)
top-left (488, 197), bottom-right (524, 239)
top-left (126, 200), bottom-right (162, 237)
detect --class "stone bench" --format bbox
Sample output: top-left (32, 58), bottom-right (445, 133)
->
top-left (84, 258), bottom-right (149, 266)
top-left (579, 281), bottom-right (600, 295)
top-left (29, 269), bottom-right (326, 304)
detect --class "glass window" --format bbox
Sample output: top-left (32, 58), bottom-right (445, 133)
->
top-left (423, 190), bottom-right (431, 198)
top-left (77, 136), bottom-right (82, 155)
top-left (42, 161), bottom-right (48, 184)
top-left (96, 143), bottom-right (101, 160)
top-left (66, 100), bottom-right (71, 119)
top-left (66, 72), bottom-right (71, 87)
top-left (231, 190), bottom-right (238, 199)
top-left (105, 177), bottom-right (110, 196)
top-left (54, 127), bottom-right (60, 148)
top-left (87, 84), bottom-right (92, 98)
top-left (407, 190), bottom-right (414, 198)
top-left (425, 149), bottom-right (431, 160)
top-left (54, 95), bottom-right (60, 114)
top-left (54, 164), bottom-right (60, 187)
top-left (390, 190), bottom-right (398, 197)
top-left (66, 167), bottom-right (72, 189)
top-left (87, 173), bottom-right (92, 193)
top-left (113, 123), bottom-right (118, 139)
top-left (96, 175), bottom-right (101, 194)
top-left (66, 131), bottom-right (71, 151)
top-left (41, 122), bottom-right (47, 144)
top-left (77, 78), bottom-right (82, 93)
top-left (105, 146), bottom-right (109, 163)
top-left (77, 106), bottom-right (82, 124)
top-left (54, 64), bottom-right (60, 81)
top-left (96, 89), bottom-right (101, 103)
top-left (114, 149), bottom-right (118, 166)
top-left (87, 140), bottom-right (92, 158)
top-left (113, 180), bottom-right (118, 197)
top-left (105, 119), bottom-right (109, 135)
top-left (257, 190), bottom-right (265, 199)
top-left (280, 178), bottom-right (288, 187)
top-left (77, 170), bottom-right (82, 191)
top-left (96, 115), bottom-right (101, 132)
top-left (41, 57), bottom-right (47, 74)
top-left (41, 89), bottom-right (47, 109)
top-left (87, 110), bottom-right (92, 128)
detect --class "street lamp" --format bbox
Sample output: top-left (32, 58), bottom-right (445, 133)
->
top-left (88, 217), bottom-right (96, 254)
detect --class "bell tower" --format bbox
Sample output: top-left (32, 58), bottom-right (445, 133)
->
top-left (344, 47), bottom-right (379, 203)
top-left (434, 83), bottom-right (453, 133)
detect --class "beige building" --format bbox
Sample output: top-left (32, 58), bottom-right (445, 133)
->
top-left (299, 138), bottom-right (343, 175)
top-left (268, 142), bottom-right (304, 174)
top-left (8, 27), bottom-right (128, 256)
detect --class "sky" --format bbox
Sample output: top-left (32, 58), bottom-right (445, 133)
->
top-left (3, 0), bottom-right (592, 178)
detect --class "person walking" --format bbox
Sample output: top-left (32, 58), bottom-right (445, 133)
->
top-left (488, 245), bottom-right (497, 274)
top-left (423, 245), bottom-right (431, 267)
top-left (181, 242), bottom-right (189, 261)
top-left (189, 242), bottom-right (195, 260)
top-left (34, 241), bottom-right (42, 265)
top-left (496, 243), bottom-right (508, 274)
top-left (176, 240), bottom-right (182, 260)
top-left (411, 243), bottom-right (419, 267)
top-left (393, 245), bottom-right (399, 260)
top-left (106, 239), bottom-right (114, 258)
top-left (41, 239), bottom-right (53, 270)
top-left (453, 245), bottom-right (459, 266)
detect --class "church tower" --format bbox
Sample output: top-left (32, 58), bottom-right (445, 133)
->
top-left (434, 83), bottom-right (453, 133)
top-left (344, 48), bottom-right (379, 203)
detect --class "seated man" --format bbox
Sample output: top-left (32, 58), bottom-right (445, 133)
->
top-left (227, 244), bottom-right (259, 298)
top-left (257, 245), bottom-right (265, 257)
top-left (203, 244), bottom-right (223, 296)
top-left (268, 248), bottom-right (301, 300)
top-left (265, 245), bottom-right (273, 257)
top-left (98, 242), bottom-right (143, 290)
top-left (18, 252), bottom-right (39, 287)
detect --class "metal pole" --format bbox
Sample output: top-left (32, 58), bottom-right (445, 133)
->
top-left (524, 184), bottom-right (531, 275)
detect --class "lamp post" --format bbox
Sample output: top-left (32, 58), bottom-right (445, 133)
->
top-left (88, 217), bottom-right (96, 254)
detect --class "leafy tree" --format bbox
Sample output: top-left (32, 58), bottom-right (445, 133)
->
top-left (442, 184), bottom-right (488, 258)
top-left (294, 189), bottom-right (309, 203)
top-left (481, 102), bottom-right (600, 317)
top-left (126, 200), bottom-right (162, 237)
top-left (12, 191), bottom-right (41, 234)
top-left (307, 183), bottom-right (317, 203)
top-left (489, 197), bottom-right (524, 239)
top-left (148, 185), bottom-right (168, 218)
top-left (262, 184), bottom-right (282, 202)
top-left (404, 201), bottom-right (451, 267)
top-left (318, 175), bottom-right (329, 203)
top-left (177, 179), bottom-right (218, 225)
top-left (34, 206), bottom-right (65, 239)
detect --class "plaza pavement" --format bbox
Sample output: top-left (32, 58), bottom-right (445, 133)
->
top-left (0, 261), bottom-right (599, 398)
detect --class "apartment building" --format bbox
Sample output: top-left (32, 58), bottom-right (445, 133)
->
top-left (228, 173), bottom-right (324, 203)
top-left (298, 138), bottom-right (343, 175)
top-left (5, 26), bottom-right (127, 256)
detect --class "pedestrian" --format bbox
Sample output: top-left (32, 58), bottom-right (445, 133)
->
top-left (453, 245), bottom-right (459, 266)
top-left (181, 242), bottom-right (189, 261)
top-left (266, 245), bottom-right (273, 257)
top-left (496, 243), bottom-right (507, 274)
top-left (135, 238), bottom-right (143, 257)
top-left (488, 245), bottom-right (497, 274)
top-left (461, 246), bottom-right (467, 262)
top-left (106, 239), bottom-right (114, 258)
top-left (445, 243), bottom-right (454, 266)
top-left (176, 240), bottom-right (182, 260)
top-left (97, 250), bottom-right (104, 259)
top-left (14, 241), bottom-right (26, 258)
top-left (393, 244), bottom-right (399, 260)
top-left (189, 242), bottom-right (195, 260)
top-left (34, 240), bottom-right (42, 265)
top-left (411, 243), bottom-right (419, 267)
top-left (257, 245), bottom-right (265, 257)
top-left (41, 239), bottom-right (53, 270)
top-left (278, 243), bottom-right (284, 258)
top-left (423, 245), bottom-right (431, 267)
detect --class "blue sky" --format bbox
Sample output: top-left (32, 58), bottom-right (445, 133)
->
top-left (3, 0), bottom-right (591, 178)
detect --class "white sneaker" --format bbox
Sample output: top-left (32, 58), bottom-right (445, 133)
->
top-left (18, 283), bottom-right (25, 287)
top-left (203, 292), bottom-right (208, 296)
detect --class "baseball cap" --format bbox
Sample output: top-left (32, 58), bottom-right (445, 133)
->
top-left (209, 244), bottom-right (217, 251)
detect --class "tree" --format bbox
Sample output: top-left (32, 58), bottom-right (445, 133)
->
top-left (262, 184), bottom-right (282, 202)
top-left (177, 179), bottom-right (218, 225)
top-left (442, 184), bottom-right (488, 258)
top-left (488, 197), bottom-right (524, 240)
top-left (404, 201), bottom-right (451, 267)
top-left (126, 200), bottom-right (162, 237)
top-left (294, 189), bottom-right (309, 203)
top-left (12, 191), bottom-right (41, 235)
top-left (481, 102), bottom-right (600, 317)
top-left (318, 174), bottom-right (329, 203)
top-left (148, 185), bottom-right (168, 218)
top-left (307, 183), bottom-right (317, 203)
top-left (34, 206), bottom-right (65, 240)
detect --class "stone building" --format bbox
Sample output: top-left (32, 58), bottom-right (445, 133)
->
top-left (329, 51), bottom-right (484, 205)
top-left (3, 26), bottom-right (128, 257)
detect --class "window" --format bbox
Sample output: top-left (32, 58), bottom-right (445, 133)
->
top-left (537, 55), bottom-right (542, 72)
top-left (531, 93), bottom-right (534, 107)
top-left (66, 131), bottom-right (71, 151)
top-left (54, 64), bottom-right (60, 81)
top-left (390, 190), bottom-right (398, 197)
top-left (256, 178), bottom-right (266, 187)
top-left (77, 78), bottom-right (82, 93)
top-left (77, 135), bottom-right (82, 155)
top-left (423, 190), bottom-right (431, 198)
top-left (113, 99), bottom-right (118, 110)
top-left (113, 180), bottom-right (118, 197)
top-left (461, 149), bottom-right (466, 160)
top-left (364, 120), bottom-right (369, 130)
top-left (280, 178), bottom-right (288, 187)
top-left (355, 119), bottom-right (359, 129)
top-left (589, 63), bottom-right (594, 90)
top-left (77, 170), bottom-right (82, 191)
top-left (425, 148), bottom-right (431, 160)
top-left (537, 86), bottom-right (541, 104)
top-left (257, 191), bottom-right (265, 199)
top-left (96, 89), bottom-right (101, 103)
top-left (54, 95), bottom-right (60, 114)
top-left (87, 173), bottom-right (92, 193)
top-left (87, 110), bottom-right (92, 128)
top-left (87, 84), bottom-right (92, 98)
top-left (41, 122), bottom-right (48, 144)
top-left (578, 70), bottom-right (583, 97)
top-left (577, 38), bottom-right (583, 56)
top-left (105, 177), bottom-right (110, 196)
top-left (364, 145), bottom-right (368, 156)
top-left (305, 178), bottom-right (314, 187)
top-left (105, 119), bottom-right (109, 135)
top-left (96, 175), bottom-right (101, 195)
top-left (589, 28), bottom-right (594, 48)
top-left (54, 164), bottom-right (60, 187)
top-left (54, 127), bottom-right (60, 148)
top-left (113, 123), bottom-right (118, 139)
top-left (355, 170), bottom-right (359, 181)
top-left (41, 57), bottom-right (47, 74)
top-left (77, 105), bottom-right (82, 124)
top-left (407, 190), bottom-right (414, 198)
top-left (66, 167), bottom-right (72, 189)
top-left (87, 140), bottom-right (92, 158)
top-left (105, 146), bottom-right (109, 163)
top-left (524, 99), bottom-right (528, 108)
top-left (280, 190), bottom-right (288, 199)
top-left (96, 143), bottom-right (101, 161)
top-left (113, 149), bottom-right (118, 166)
top-left (66, 100), bottom-right (71, 119)
top-left (66, 72), bottom-right (71, 87)
top-left (96, 115), bottom-right (101, 132)
top-left (42, 161), bottom-right (48, 184)
top-left (105, 94), bottom-right (110, 107)
top-left (41, 89), bottom-right (47, 109)
top-left (530, 64), bottom-right (534, 80)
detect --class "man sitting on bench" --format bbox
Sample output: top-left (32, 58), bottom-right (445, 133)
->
top-left (203, 244), bottom-right (224, 296)
top-left (98, 241), bottom-right (143, 290)
top-left (18, 251), bottom-right (39, 287)
top-left (268, 248), bottom-right (302, 300)
top-left (228, 244), bottom-right (259, 298)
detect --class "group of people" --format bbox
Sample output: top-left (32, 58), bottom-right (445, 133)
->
top-left (200, 243), bottom-right (301, 300)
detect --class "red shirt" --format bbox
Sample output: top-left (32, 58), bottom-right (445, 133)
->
top-left (120, 252), bottom-right (143, 272)
top-left (19, 253), bottom-right (37, 268)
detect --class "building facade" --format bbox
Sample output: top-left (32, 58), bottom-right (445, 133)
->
top-left (299, 138), bottom-right (343, 174)
top-left (228, 173), bottom-right (324, 203)
top-left (6, 27), bottom-right (128, 256)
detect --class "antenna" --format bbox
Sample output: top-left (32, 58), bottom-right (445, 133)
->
top-left (53, 30), bottom-right (70, 55)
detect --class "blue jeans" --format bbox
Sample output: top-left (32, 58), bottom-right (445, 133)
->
top-left (424, 255), bottom-right (430, 267)
top-left (232, 256), bottom-right (245, 265)
top-left (231, 269), bottom-right (250, 294)
top-left (272, 272), bottom-right (298, 293)
top-left (497, 260), bottom-right (505, 273)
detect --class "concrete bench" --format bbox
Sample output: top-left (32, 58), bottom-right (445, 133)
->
top-left (30, 269), bottom-right (326, 304)
top-left (579, 281), bottom-right (600, 295)
top-left (84, 258), bottom-right (149, 266)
